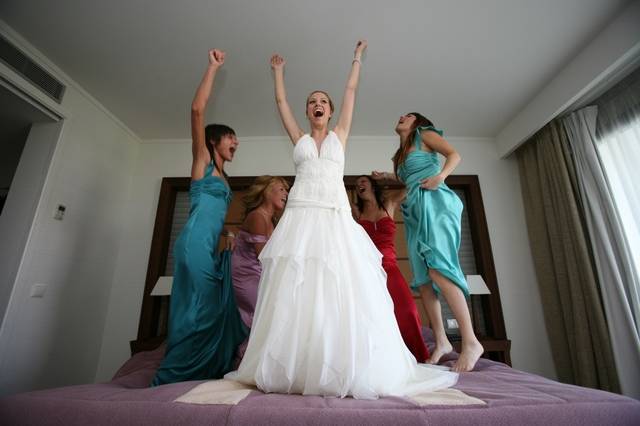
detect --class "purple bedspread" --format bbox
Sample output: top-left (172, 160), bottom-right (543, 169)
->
top-left (1, 343), bottom-right (638, 425)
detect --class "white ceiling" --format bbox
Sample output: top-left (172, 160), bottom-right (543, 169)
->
top-left (0, 0), bottom-right (631, 139)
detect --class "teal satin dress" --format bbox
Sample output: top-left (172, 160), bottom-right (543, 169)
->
top-left (152, 163), bottom-right (248, 386)
top-left (398, 126), bottom-right (468, 296)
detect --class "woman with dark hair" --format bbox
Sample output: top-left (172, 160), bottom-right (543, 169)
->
top-left (352, 175), bottom-right (429, 363)
top-left (152, 49), bottom-right (247, 385)
top-left (232, 176), bottom-right (289, 342)
top-left (373, 112), bottom-right (483, 372)
top-left (226, 42), bottom-right (457, 399)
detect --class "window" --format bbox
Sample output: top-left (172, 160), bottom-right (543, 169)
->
top-left (596, 117), bottom-right (640, 280)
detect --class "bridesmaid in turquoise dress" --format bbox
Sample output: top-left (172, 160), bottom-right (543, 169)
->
top-left (373, 112), bottom-right (483, 372)
top-left (152, 49), bottom-right (247, 386)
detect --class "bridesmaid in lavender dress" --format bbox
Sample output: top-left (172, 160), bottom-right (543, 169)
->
top-left (232, 176), bottom-right (289, 354)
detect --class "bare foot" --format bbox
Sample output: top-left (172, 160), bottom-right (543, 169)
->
top-left (452, 340), bottom-right (484, 372)
top-left (427, 341), bottom-right (453, 365)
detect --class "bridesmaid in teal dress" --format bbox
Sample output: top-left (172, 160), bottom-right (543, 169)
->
top-left (152, 49), bottom-right (247, 386)
top-left (373, 112), bottom-right (483, 372)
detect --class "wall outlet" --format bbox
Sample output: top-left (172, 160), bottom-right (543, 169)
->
top-left (30, 283), bottom-right (47, 298)
top-left (446, 319), bottom-right (459, 329)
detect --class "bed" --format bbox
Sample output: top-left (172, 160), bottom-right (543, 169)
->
top-left (1, 332), bottom-right (639, 426)
top-left (3, 175), bottom-right (637, 424)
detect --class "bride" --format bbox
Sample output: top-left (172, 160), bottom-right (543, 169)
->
top-left (225, 41), bottom-right (458, 399)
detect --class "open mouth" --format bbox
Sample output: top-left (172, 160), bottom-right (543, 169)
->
top-left (313, 108), bottom-right (324, 118)
top-left (358, 187), bottom-right (366, 193)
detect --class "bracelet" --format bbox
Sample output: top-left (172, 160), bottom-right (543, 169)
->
top-left (352, 58), bottom-right (361, 65)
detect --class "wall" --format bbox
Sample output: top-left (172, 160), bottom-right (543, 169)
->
top-left (0, 122), bottom-right (61, 327)
top-left (0, 25), bottom-right (140, 395)
top-left (95, 135), bottom-right (556, 381)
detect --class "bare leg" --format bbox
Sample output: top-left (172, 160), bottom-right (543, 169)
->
top-left (419, 284), bottom-right (453, 364)
top-left (429, 269), bottom-right (484, 372)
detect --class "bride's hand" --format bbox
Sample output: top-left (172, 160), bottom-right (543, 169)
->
top-left (354, 40), bottom-right (367, 59)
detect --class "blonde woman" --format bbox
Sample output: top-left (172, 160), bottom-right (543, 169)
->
top-left (232, 176), bottom-right (289, 332)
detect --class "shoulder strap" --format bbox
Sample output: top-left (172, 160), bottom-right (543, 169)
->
top-left (211, 159), bottom-right (228, 179)
top-left (414, 125), bottom-right (444, 150)
top-left (204, 160), bottom-right (214, 175)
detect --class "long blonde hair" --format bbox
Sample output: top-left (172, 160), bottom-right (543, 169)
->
top-left (242, 176), bottom-right (290, 224)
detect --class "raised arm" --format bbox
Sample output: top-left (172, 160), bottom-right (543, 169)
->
top-left (370, 171), bottom-right (405, 217)
top-left (349, 189), bottom-right (361, 220)
top-left (419, 130), bottom-right (461, 190)
top-left (383, 188), bottom-right (407, 218)
top-left (191, 49), bottom-right (224, 180)
top-left (270, 54), bottom-right (304, 144)
top-left (372, 170), bottom-right (403, 184)
top-left (334, 40), bottom-right (367, 145)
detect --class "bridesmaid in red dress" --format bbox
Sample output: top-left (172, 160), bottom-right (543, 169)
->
top-left (352, 175), bottom-right (429, 362)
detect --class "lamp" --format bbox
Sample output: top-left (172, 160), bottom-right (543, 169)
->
top-left (466, 275), bottom-right (491, 336)
top-left (467, 275), bottom-right (491, 295)
top-left (151, 276), bottom-right (173, 296)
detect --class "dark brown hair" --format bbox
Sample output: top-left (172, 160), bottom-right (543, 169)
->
top-left (204, 124), bottom-right (235, 162)
top-left (355, 175), bottom-right (385, 214)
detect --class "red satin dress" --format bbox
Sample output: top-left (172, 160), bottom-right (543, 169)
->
top-left (358, 215), bottom-right (429, 363)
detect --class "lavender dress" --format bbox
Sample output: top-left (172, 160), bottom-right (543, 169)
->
top-left (231, 229), bottom-right (268, 329)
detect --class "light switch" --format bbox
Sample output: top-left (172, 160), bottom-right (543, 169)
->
top-left (30, 283), bottom-right (47, 298)
top-left (54, 204), bottom-right (66, 220)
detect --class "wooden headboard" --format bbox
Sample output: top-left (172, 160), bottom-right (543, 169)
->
top-left (131, 175), bottom-right (508, 363)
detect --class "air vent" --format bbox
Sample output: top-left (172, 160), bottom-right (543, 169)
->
top-left (0, 34), bottom-right (66, 103)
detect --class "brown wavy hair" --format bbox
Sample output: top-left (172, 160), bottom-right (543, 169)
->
top-left (392, 112), bottom-right (434, 176)
top-left (242, 176), bottom-right (290, 225)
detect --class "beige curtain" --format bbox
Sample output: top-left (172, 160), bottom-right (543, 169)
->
top-left (563, 107), bottom-right (640, 398)
top-left (516, 120), bottom-right (619, 393)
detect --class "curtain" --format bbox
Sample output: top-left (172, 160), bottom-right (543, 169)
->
top-left (516, 120), bottom-right (619, 393)
top-left (562, 70), bottom-right (640, 398)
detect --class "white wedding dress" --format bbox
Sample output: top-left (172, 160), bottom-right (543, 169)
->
top-left (225, 131), bottom-right (458, 399)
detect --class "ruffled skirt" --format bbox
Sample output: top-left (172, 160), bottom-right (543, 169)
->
top-left (225, 205), bottom-right (458, 399)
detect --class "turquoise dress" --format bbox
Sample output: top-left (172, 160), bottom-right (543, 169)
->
top-left (398, 126), bottom-right (468, 296)
top-left (152, 163), bottom-right (248, 386)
